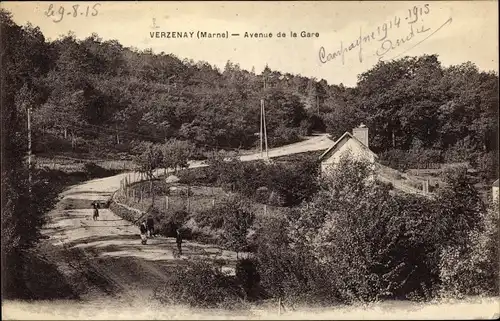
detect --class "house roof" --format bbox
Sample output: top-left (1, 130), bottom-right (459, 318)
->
top-left (493, 179), bottom-right (499, 187)
top-left (319, 131), bottom-right (377, 161)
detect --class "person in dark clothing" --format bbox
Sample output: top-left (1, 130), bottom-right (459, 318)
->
top-left (92, 201), bottom-right (100, 221)
top-left (139, 221), bottom-right (148, 245)
top-left (175, 228), bottom-right (182, 256)
top-left (146, 216), bottom-right (155, 238)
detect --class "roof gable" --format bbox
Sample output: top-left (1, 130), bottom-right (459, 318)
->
top-left (319, 131), bottom-right (377, 161)
top-left (493, 179), bottom-right (499, 187)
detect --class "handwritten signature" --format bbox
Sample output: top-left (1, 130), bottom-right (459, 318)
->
top-left (377, 17), bottom-right (453, 60)
top-left (319, 4), bottom-right (444, 65)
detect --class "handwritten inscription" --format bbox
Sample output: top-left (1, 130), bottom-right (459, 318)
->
top-left (45, 3), bottom-right (101, 23)
top-left (318, 4), bottom-right (449, 64)
top-left (376, 17), bottom-right (452, 60)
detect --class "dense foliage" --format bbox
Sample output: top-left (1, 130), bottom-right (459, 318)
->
top-left (251, 155), bottom-right (498, 304)
top-left (205, 154), bottom-right (320, 206)
top-left (1, 9), bottom-right (497, 162)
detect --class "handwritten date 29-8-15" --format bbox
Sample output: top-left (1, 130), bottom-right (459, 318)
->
top-left (45, 3), bottom-right (101, 23)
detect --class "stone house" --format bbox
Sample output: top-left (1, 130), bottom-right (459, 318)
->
top-left (319, 124), bottom-right (377, 173)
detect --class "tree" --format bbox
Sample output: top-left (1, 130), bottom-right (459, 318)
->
top-left (288, 154), bottom-right (443, 302)
top-left (439, 199), bottom-right (499, 297)
top-left (162, 138), bottom-right (195, 173)
top-left (221, 198), bottom-right (255, 258)
top-left (134, 142), bottom-right (163, 204)
top-left (267, 156), bottom-right (320, 206)
top-left (434, 166), bottom-right (486, 249)
top-left (1, 10), bottom-right (59, 298)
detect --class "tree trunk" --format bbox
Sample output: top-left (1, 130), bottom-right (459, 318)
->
top-left (71, 134), bottom-right (75, 149)
top-left (150, 179), bottom-right (155, 208)
top-left (64, 127), bottom-right (68, 140)
top-left (187, 184), bottom-right (190, 212)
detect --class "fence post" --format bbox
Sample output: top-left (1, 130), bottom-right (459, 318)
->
top-left (165, 195), bottom-right (169, 210)
top-left (212, 198), bottom-right (215, 207)
top-left (264, 204), bottom-right (267, 216)
top-left (140, 190), bottom-right (143, 202)
top-left (423, 179), bottom-right (429, 194)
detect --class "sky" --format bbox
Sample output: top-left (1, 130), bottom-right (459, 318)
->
top-left (2, 1), bottom-right (498, 87)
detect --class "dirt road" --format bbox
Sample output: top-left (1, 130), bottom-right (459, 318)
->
top-left (4, 135), bottom-right (334, 307)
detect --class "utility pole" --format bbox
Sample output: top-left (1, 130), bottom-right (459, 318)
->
top-left (261, 75), bottom-right (269, 160)
top-left (263, 100), bottom-right (269, 160)
top-left (259, 98), bottom-right (264, 158)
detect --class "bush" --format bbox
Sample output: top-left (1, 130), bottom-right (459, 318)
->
top-left (177, 167), bottom-right (216, 185)
top-left (156, 210), bottom-right (189, 237)
top-left (439, 201), bottom-right (499, 297)
top-left (2, 165), bottom-right (61, 298)
top-left (195, 205), bottom-right (225, 230)
top-left (379, 149), bottom-right (409, 170)
top-left (472, 151), bottom-right (499, 181)
top-left (235, 258), bottom-right (262, 300)
top-left (83, 162), bottom-right (116, 179)
top-left (443, 137), bottom-right (479, 163)
top-left (153, 259), bottom-right (244, 308)
top-left (379, 148), bottom-right (443, 170)
top-left (250, 215), bottom-right (337, 304)
top-left (269, 126), bottom-right (300, 148)
top-left (287, 154), bottom-right (448, 302)
top-left (220, 199), bottom-right (255, 255)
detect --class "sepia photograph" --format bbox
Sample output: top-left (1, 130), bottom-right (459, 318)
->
top-left (1, 1), bottom-right (499, 319)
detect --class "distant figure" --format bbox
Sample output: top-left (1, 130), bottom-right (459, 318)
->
top-left (175, 228), bottom-right (183, 256)
top-left (146, 216), bottom-right (155, 238)
top-left (92, 201), bottom-right (100, 221)
top-left (140, 221), bottom-right (148, 245)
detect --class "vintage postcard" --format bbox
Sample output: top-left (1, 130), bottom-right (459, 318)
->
top-left (1, 1), bottom-right (499, 320)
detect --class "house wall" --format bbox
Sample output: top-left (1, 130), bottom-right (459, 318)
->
top-left (493, 186), bottom-right (499, 203)
top-left (321, 138), bottom-right (376, 173)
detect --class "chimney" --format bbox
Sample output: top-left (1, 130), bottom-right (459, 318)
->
top-left (353, 123), bottom-right (369, 148)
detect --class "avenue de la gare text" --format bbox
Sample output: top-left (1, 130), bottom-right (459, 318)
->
top-left (149, 31), bottom-right (320, 39)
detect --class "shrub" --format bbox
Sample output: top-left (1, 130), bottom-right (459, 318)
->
top-left (195, 205), bottom-right (225, 230)
top-left (153, 259), bottom-right (244, 308)
top-left (220, 199), bottom-right (255, 255)
top-left (443, 137), bottom-right (479, 163)
top-left (250, 214), bottom-right (336, 304)
top-left (472, 151), bottom-right (499, 181)
top-left (266, 156), bottom-right (320, 206)
top-left (439, 201), bottom-right (499, 297)
top-left (379, 149), bottom-right (409, 170)
top-left (235, 258), bottom-right (261, 300)
top-left (156, 210), bottom-right (189, 237)
top-left (177, 167), bottom-right (215, 185)
top-left (269, 125), bottom-right (301, 148)
top-left (83, 162), bottom-right (116, 179)
top-left (287, 154), bottom-right (450, 302)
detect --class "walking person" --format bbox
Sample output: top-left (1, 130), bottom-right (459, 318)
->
top-left (140, 220), bottom-right (148, 245)
top-left (175, 228), bottom-right (183, 256)
top-left (92, 201), bottom-right (100, 221)
top-left (146, 216), bottom-right (155, 238)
